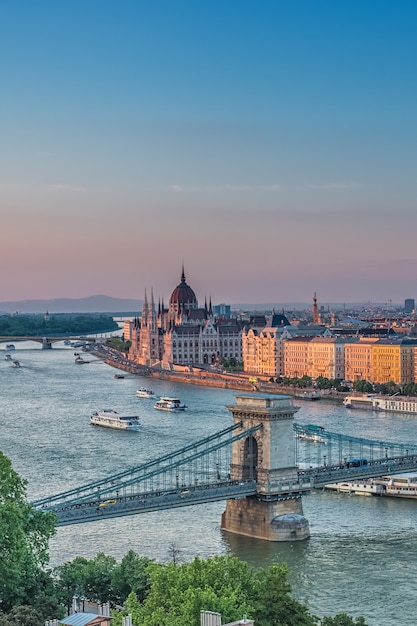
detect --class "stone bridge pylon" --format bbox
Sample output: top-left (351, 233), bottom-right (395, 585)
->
top-left (221, 394), bottom-right (310, 541)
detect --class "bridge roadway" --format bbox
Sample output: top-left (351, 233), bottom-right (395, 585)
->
top-left (37, 453), bottom-right (417, 526)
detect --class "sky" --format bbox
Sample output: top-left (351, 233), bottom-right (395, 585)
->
top-left (1, 1), bottom-right (416, 307)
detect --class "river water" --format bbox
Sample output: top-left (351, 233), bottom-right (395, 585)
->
top-left (1, 341), bottom-right (417, 625)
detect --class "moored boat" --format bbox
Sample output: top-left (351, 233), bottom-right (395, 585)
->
top-left (325, 474), bottom-right (417, 499)
top-left (6, 344), bottom-right (15, 350)
top-left (296, 391), bottom-right (321, 401)
top-left (153, 397), bottom-right (187, 411)
top-left (137, 387), bottom-right (155, 398)
top-left (90, 409), bottom-right (141, 430)
top-left (343, 394), bottom-right (417, 414)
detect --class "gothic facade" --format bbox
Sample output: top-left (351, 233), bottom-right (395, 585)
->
top-left (128, 268), bottom-right (242, 369)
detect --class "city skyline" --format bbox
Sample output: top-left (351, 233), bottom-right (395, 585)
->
top-left (1, 1), bottom-right (417, 304)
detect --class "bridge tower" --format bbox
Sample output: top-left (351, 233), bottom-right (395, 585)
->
top-left (221, 394), bottom-right (310, 541)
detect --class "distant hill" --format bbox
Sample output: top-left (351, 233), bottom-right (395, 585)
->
top-left (0, 295), bottom-right (143, 315)
top-left (0, 296), bottom-right (391, 316)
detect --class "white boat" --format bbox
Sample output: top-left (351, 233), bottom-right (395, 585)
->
top-left (154, 397), bottom-right (187, 411)
top-left (136, 387), bottom-right (155, 398)
top-left (296, 391), bottom-right (321, 401)
top-left (343, 394), bottom-right (417, 414)
top-left (298, 432), bottom-right (327, 444)
top-left (4, 354), bottom-right (12, 361)
top-left (325, 474), bottom-right (417, 499)
top-left (75, 356), bottom-right (87, 364)
top-left (11, 359), bottom-right (21, 368)
top-left (297, 424), bottom-right (326, 444)
top-left (90, 409), bottom-right (141, 430)
top-left (6, 344), bottom-right (15, 350)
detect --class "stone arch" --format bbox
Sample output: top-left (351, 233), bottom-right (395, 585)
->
top-left (242, 435), bottom-right (258, 481)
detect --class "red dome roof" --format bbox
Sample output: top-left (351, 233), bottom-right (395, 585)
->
top-left (169, 268), bottom-right (198, 310)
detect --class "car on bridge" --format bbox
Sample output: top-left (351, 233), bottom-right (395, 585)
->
top-left (339, 458), bottom-right (368, 468)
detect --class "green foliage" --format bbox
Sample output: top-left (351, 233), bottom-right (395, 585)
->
top-left (84, 553), bottom-right (118, 604)
top-left (351, 379), bottom-right (417, 397)
top-left (220, 357), bottom-right (244, 372)
top-left (53, 556), bottom-right (90, 611)
top-left (320, 614), bottom-right (368, 625)
top-left (121, 556), bottom-right (253, 626)
top-left (352, 380), bottom-right (374, 393)
top-left (250, 563), bottom-right (316, 626)
top-left (314, 376), bottom-right (333, 390)
top-left (106, 337), bottom-right (131, 351)
top-left (54, 553), bottom-right (118, 607)
top-left (110, 555), bottom-right (326, 626)
top-left (0, 605), bottom-right (44, 626)
top-left (0, 452), bottom-right (57, 613)
top-left (0, 314), bottom-right (118, 337)
top-left (111, 551), bottom-right (153, 604)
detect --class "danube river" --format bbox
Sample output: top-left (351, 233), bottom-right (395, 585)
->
top-left (2, 342), bottom-right (417, 625)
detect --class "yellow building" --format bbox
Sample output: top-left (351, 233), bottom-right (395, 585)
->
top-left (307, 337), bottom-right (351, 380)
top-left (344, 338), bottom-right (378, 383)
top-left (371, 339), bottom-right (417, 384)
top-left (241, 313), bottom-right (290, 377)
top-left (283, 337), bottom-right (313, 378)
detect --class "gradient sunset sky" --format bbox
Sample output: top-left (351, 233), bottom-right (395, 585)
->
top-left (1, 1), bottom-right (416, 306)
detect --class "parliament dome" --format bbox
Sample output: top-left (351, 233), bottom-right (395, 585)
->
top-left (169, 268), bottom-right (198, 310)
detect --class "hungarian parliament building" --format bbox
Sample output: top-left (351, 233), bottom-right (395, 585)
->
top-left (127, 268), bottom-right (417, 385)
top-left (128, 267), bottom-right (247, 370)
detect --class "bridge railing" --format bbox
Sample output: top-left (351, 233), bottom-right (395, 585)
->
top-left (299, 454), bottom-right (417, 488)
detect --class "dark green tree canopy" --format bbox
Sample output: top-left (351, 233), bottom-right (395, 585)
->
top-left (0, 452), bottom-right (57, 613)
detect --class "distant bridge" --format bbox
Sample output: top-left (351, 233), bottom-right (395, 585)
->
top-left (0, 336), bottom-right (97, 346)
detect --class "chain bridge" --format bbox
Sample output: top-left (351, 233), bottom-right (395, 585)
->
top-left (32, 394), bottom-right (417, 541)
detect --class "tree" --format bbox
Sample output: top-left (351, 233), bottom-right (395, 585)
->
top-left (84, 553), bottom-right (117, 604)
top-left (166, 542), bottom-right (183, 565)
top-left (110, 555), bottom-right (322, 626)
top-left (0, 452), bottom-right (57, 613)
top-left (0, 605), bottom-right (44, 626)
top-left (126, 556), bottom-right (254, 626)
top-left (111, 551), bottom-right (153, 605)
top-left (320, 614), bottom-right (368, 625)
top-left (53, 556), bottom-right (90, 612)
top-left (250, 563), bottom-right (316, 626)
top-left (352, 380), bottom-right (373, 393)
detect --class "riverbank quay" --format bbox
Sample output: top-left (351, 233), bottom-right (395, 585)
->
top-left (90, 344), bottom-right (346, 401)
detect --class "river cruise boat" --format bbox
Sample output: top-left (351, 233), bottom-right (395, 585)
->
top-left (153, 397), bottom-right (187, 412)
top-left (90, 409), bottom-right (141, 430)
top-left (136, 387), bottom-right (155, 398)
top-left (325, 474), bottom-right (417, 499)
top-left (343, 394), bottom-right (417, 414)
